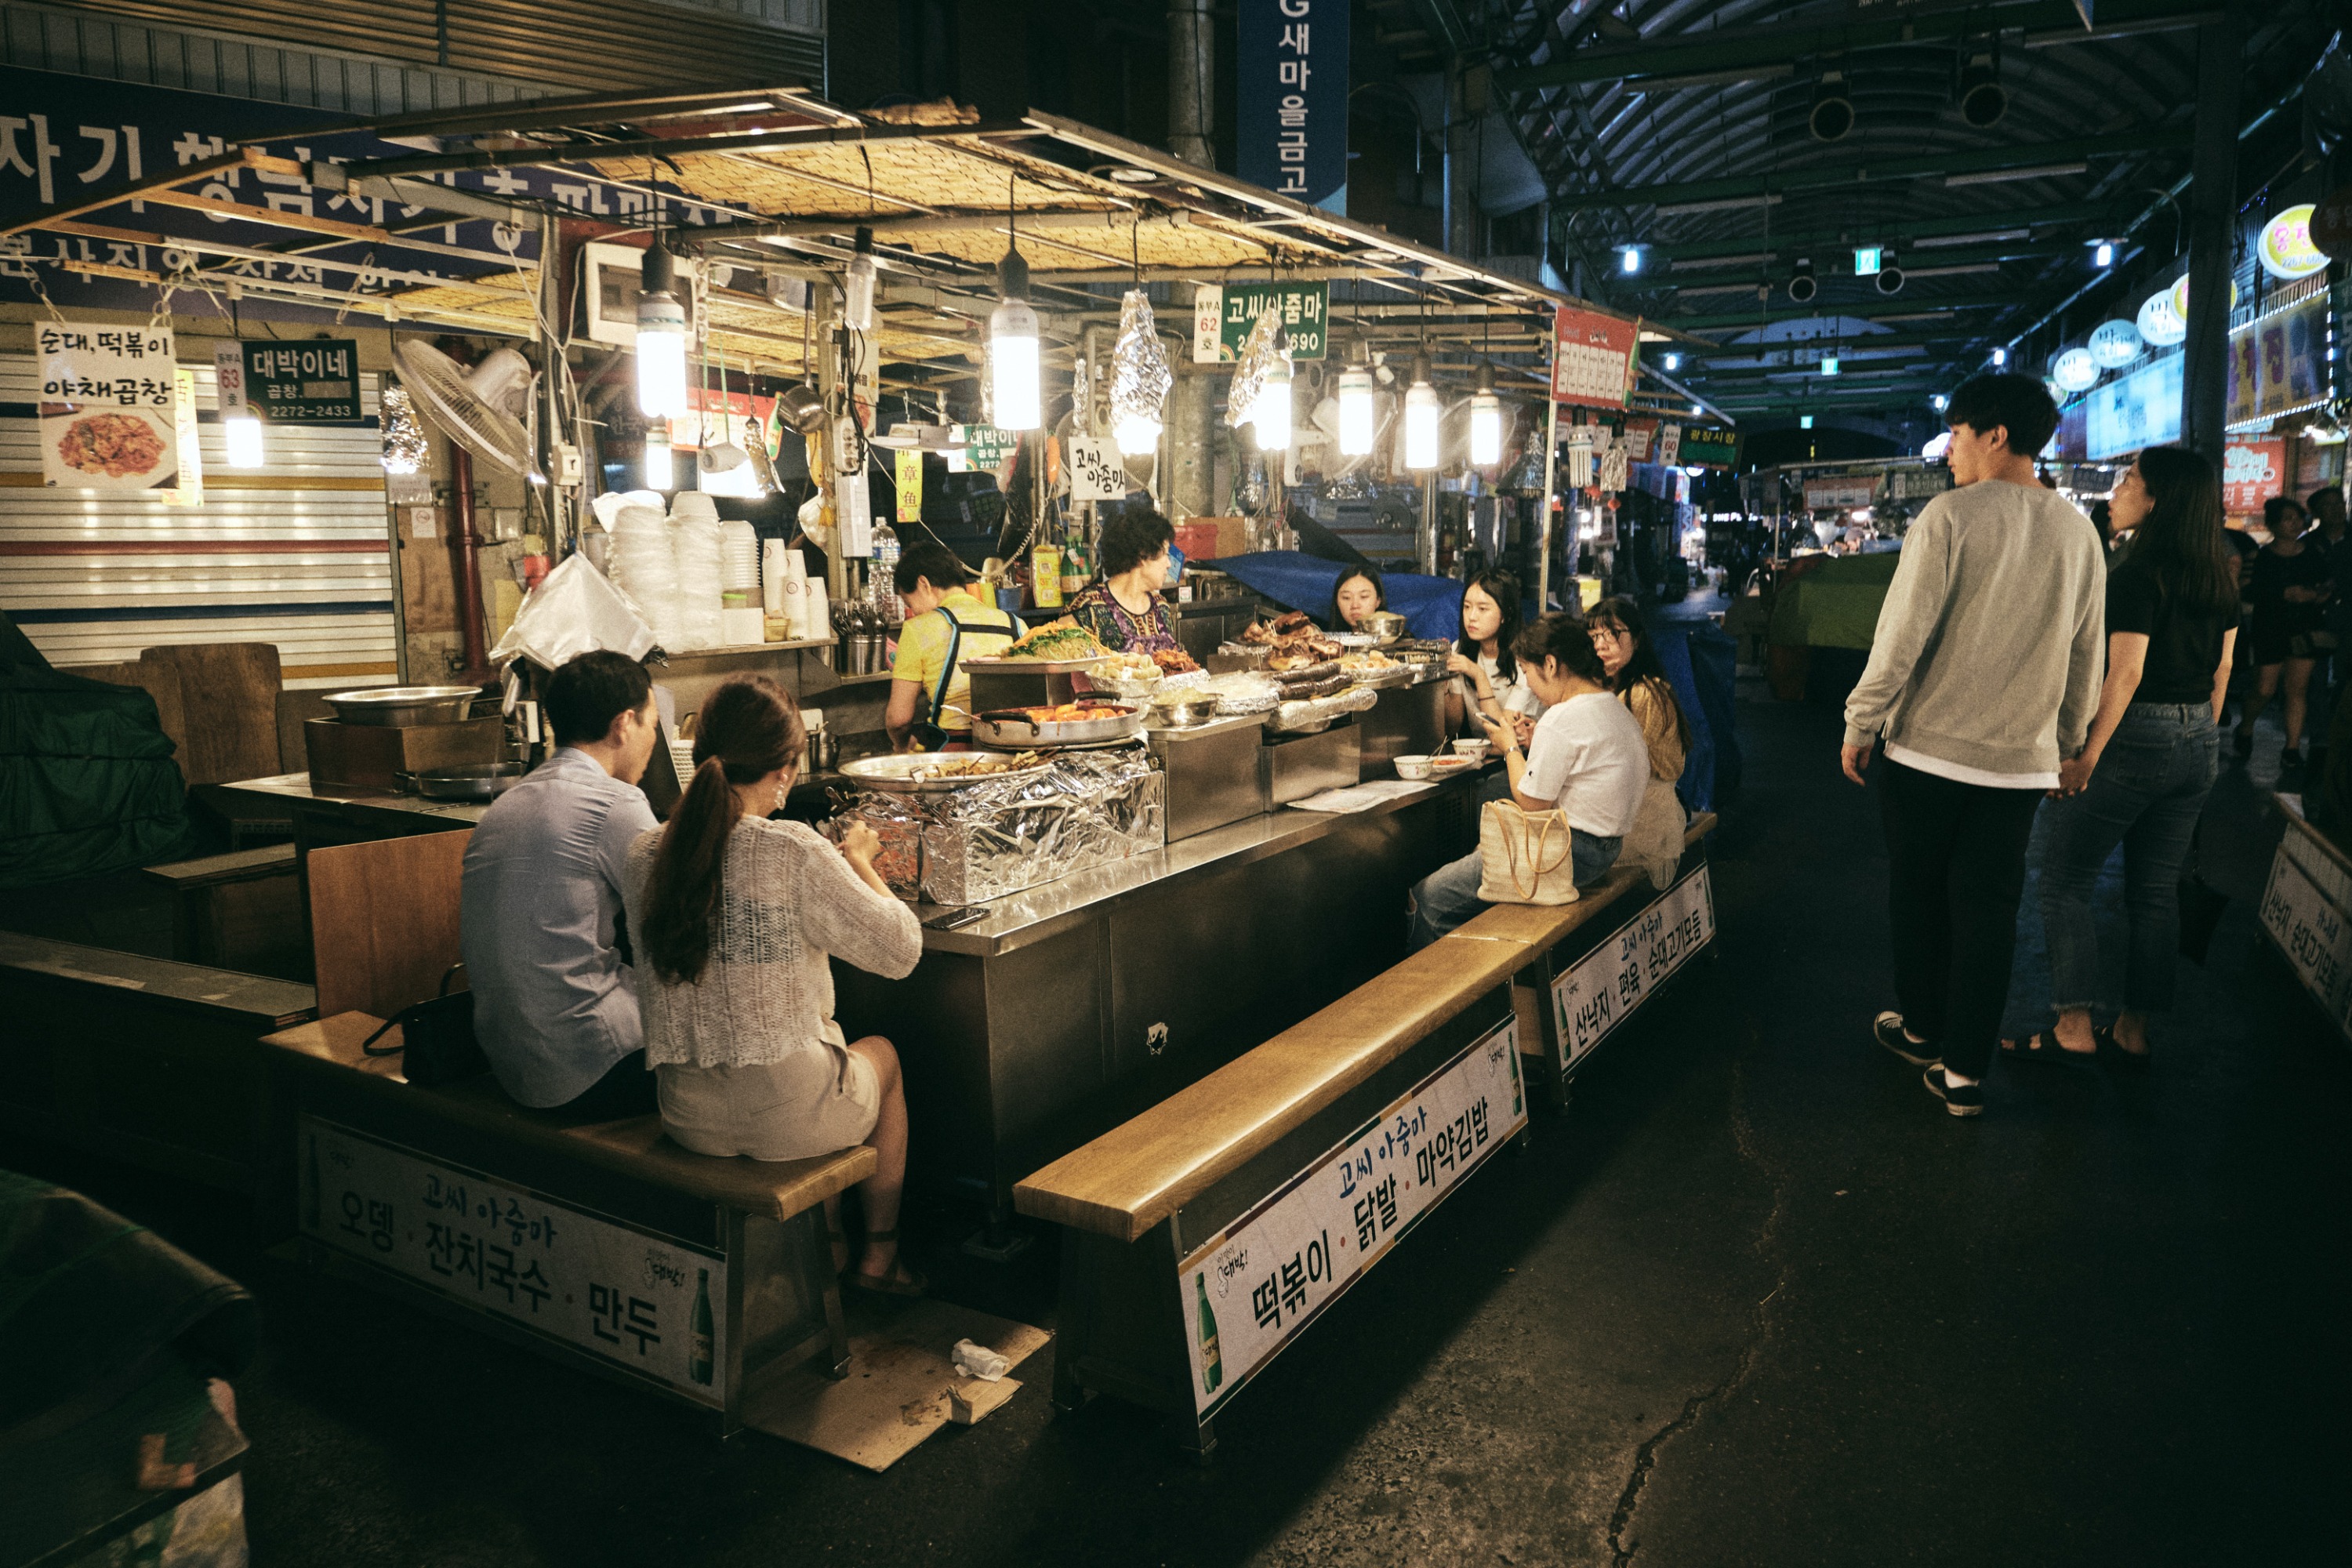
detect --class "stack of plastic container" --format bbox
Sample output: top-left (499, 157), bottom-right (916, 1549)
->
top-left (608, 497), bottom-right (684, 652)
top-left (719, 519), bottom-right (760, 609)
top-left (670, 491), bottom-right (724, 651)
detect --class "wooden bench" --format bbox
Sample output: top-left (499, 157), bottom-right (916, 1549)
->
top-left (141, 844), bottom-right (306, 977)
top-left (1013, 814), bottom-right (1717, 1457)
top-left (261, 1013), bottom-right (874, 1438)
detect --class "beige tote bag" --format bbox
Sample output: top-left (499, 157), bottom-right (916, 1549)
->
top-left (1476, 799), bottom-right (1581, 906)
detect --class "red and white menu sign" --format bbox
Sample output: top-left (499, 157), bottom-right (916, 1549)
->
top-left (2223, 437), bottom-right (2285, 516)
top-left (1552, 307), bottom-right (1640, 411)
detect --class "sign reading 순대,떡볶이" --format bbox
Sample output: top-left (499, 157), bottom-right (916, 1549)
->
top-left (1176, 1017), bottom-right (1528, 1417)
top-left (36, 318), bottom-right (184, 493)
top-left (1551, 867), bottom-right (1716, 1068)
top-left (300, 1116), bottom-right (727, 1404)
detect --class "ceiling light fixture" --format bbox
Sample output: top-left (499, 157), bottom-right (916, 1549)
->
top-left (1403, 353), bottom-right (1440, 471)
top-left (1809, 70), bottom-right (1855, 141)
top-left (1944, 162), bottom-right (2088, 187)
top-left (1468, 359), bottom-right (1502, 467)
top-left (634, 240), bottom-right (688, 419)
top-left (1788, 256), bottom-right (1818, 304)
top-left (989, 188), bottom-right (1041, 432)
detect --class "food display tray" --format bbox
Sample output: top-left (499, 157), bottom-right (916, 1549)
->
top-left (960, 654), bottom-right (1111, 674)
top-left (840, 751), bottom-right (1052, 793)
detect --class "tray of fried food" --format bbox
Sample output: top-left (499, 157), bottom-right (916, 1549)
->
top-left (1336, 648), bottom-right (1414, 687)
top-left (843, 750), bottom-right (1051, 792)
top-left (964, 619), bottom-right (1112, 671)
top-left (1087, 650), bottom-right (1166, 696)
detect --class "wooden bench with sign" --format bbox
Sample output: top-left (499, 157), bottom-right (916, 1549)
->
top-left (1012, 815), bottom-right (1715, 1457)
top-left (263, 1012), bottom-right (872, 1437)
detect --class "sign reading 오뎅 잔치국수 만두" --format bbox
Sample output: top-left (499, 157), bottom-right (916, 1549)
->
top-left (301, 1115), bottom-right (728, 1405)
top-left (37, 318), bottom-right (185, 494)
top-left (1177, 1016), bottom-right (1527, 1418)
top-left (1551, 307), bottom-right (1640, 411)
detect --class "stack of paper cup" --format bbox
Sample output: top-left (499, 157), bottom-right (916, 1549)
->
top-left (762, 539), bottom-right (789, 617)
top-left (778, 548), bottom-right (810, 637)
top-left (802, 576), bottom-right (829, 645)
top-left (669, 492), bottom-right (724, 651)
top-left (719, 519), bottom-right (760, 610)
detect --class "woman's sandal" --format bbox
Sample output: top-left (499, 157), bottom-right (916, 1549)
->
top-left (847, 1228), bottom-right (928, 1299)
top-left (2002, 1029), bottom-right (2096, 1065)
top-left (2094, 1023), bottom-right (2152, 1072)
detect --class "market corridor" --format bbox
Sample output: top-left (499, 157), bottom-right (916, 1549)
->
top-left (13, 664), bottom-right (2344, 1568)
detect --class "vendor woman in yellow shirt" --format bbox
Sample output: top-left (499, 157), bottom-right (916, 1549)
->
top-left (885, 543), bottom-right (1024, 750)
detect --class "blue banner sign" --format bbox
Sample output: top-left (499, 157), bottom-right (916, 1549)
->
top-left (1237, 0), bottom-right (1348, 212)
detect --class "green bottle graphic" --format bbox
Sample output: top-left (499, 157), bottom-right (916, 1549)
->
top-left (303, 1135), bottom-right (321, 1231)
top-left (1196, 1272), bottom-right (1223, 1395)
top-left (1509, 1046), bottom-right (1524, 1117)
top-left (689, 1269), bottom-right (714, 1385)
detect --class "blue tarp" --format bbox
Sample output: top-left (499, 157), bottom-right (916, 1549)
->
top-left (1210, 552), bottom-right (1467, 641)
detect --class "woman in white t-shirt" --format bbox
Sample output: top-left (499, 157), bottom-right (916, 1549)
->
top-left (1408, 614), bottom-right (1651, 948)
top-left (1444, 569), bottom-right (1544, 742)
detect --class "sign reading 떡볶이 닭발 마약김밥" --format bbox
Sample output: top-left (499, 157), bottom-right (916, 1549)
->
top-left (37, 318), bottom-right (187, 494)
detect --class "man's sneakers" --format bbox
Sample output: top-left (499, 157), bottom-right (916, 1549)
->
top-left (1922, 1065), bottom-right (1984, 1117)
top-left (1871, 1011), bottom-right (1939, 1066)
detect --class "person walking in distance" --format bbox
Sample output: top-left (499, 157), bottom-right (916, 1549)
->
top-left (1840, 375), bottom-right (2107, 1116)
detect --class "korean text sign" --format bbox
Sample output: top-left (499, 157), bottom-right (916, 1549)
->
top-left (238, 337), bottom-right (363, 425)
top-left (1551, 307), bottom-right (1640, 410)
top-left (1191, 282), bottom-right (1330, 363)
top-left (1178, 1017), bottom-right (1527, 1417)
top-left (301, 1116), bottom-right (728, 1406)
top-left (37, 318), bottom-right (183, 492)
top-left (1549, 868), bottom-right (1715, 1069)
top-left (2221, 438), bottom-right (2285, 515)
top-left (1237, 0), bottom-right (1348, 209)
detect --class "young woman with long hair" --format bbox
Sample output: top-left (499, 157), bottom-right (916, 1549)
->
top-left (2003, 447), bottom-right (2238, 1068)
top-left (1327, 564), bottom-right (1387, 631)
top-left (625, 674), bottom-right (927, 1294)
top-left (1587, 595), bottom-right (1693, 784)
top-left (1444, 570), bottom-right (1537, 740)
top-left (2237, 493), bottom-right (2334, 775)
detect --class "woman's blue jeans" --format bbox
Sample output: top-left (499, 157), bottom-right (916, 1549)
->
top-left (1408, 831), bottom-right (1623, 950)
top-left (2037, 702), bottom-right (2220, 1017)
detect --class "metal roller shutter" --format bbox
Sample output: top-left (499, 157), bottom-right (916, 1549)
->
top-left (0, 358), bottom-right (400, 689)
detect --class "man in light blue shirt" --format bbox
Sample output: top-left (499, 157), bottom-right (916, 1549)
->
top-left (462, 651), bottom-right (662, 1114)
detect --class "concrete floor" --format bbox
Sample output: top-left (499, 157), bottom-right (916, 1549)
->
top-left (13, 635), bottom-right (2350, 1567)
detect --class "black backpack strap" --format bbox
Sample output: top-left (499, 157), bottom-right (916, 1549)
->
top-left (930, 608), bottom-right (964, 724)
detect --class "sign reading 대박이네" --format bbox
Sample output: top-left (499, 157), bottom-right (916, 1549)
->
top-left (946, 423), bottom-right (1017, 474)
top-left (1192, 282), bottom-right (1330, 364)
top-left (1550, 867), bottom-right (1715, 1069)
top-left (301, 1116), bottom-right (728, 1405)
top-left (238, 337), bottom-right (363, 424)
top-left (38, 319), bottom-right (183, 493)
top-left (1178, 1016), bottom-right (1527, 1417)
top-left (1552, 307), bottom-right (1640, 410)
top-left (1236, 0), bottom-right (1348, 211)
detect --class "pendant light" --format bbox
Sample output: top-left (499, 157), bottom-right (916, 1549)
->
top-left (1403, 353), bottom-right (1440, 470)
top-left (1468, 359), bottom-right (1502, 467)
top-left (1338, 336), bottom-right (1376, 456)
top-left (223, 412), bottom-right (266, 469)
top-left (1254, 324), bottom-right (1294, 451)
top-left (989, 183), bottom-right (1041, 431)
top-left (842, 226), bottom-right (877, 333)
top-left (635, 239), bottom-right (688, 419)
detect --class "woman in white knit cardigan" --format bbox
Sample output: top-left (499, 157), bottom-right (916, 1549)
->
top-left (624, 674), bottom-right (926, 1297)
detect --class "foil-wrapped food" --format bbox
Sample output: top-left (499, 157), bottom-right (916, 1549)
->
top-left (1266, 684), bottom-right (1379, 734)
top-left (844, 746), bottom-right (1166, 906)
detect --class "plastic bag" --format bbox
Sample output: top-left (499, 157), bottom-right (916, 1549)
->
top-left (488, 554), bottom-right (658, 671)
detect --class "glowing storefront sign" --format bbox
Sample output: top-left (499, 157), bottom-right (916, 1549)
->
top-left (2258, 204), bottom-right (2326, 281)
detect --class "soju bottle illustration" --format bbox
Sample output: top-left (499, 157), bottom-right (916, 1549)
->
top-left (303, 1135), bottom-right (321, 1230)
top-left (1196, 1272), bottom-right (1222, 1395)
top-left (689, 1269), bottom-right (714, 1385)
top-left (1509, 1047), bottom-right (1525, 1117)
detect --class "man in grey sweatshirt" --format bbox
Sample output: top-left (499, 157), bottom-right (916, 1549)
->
top-left (1841, 374), bottom-right (2105, 1117)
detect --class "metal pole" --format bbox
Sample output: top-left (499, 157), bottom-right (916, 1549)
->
top-left (1168, 0), bottom-right (1215, 170)
top-left (1420, 472), bottom-right (1439, 575)
top-left (1537, 394), bottom-right (1559, 612)
top-left (2181, 9), bottom-right (2243, 460)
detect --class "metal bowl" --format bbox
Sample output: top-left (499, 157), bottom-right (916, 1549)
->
top-left (840, 751), bottom-right (1052, 793)
top-left (972, 701), bottom-right (1144, 749)
top-left (325, 685), bottom-right (485, 726)
top-left (1363, 610), bottom-right (1410, 644)
top-left (1150, 690), bottom-right (1221, 727)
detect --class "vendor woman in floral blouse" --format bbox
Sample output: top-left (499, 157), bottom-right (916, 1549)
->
top-left (1066, 510), bottom-right (1181, 655)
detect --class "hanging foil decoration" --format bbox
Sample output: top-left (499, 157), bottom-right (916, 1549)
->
top-left (1071, 354), bottom-right (1092, 437)
top-left (379, 378), bottom-right (428, 476)
top-left (1223, 303), bottom-right (1287, 430)
top-left (1598, 434), bottom-right (1630, 492)
top-left (1109, 289), bottom-right (1173, 456)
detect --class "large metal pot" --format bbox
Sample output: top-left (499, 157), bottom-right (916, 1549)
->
top-left (325, 685), bottom-right (484, 726)
top-left (971, 701), bottom-right (1143, 749)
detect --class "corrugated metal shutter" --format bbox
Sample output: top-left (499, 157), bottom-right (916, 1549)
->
top-left (24, 0), bottom-right (825, 95)
top-left (0, 358), bottom-right (400, 690)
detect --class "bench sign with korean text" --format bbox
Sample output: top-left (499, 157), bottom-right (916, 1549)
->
top-left (1179, 1017), bottom-right (1527, 1418)
top-left (2260, 818), bottom-right (2352, 1037)
top-left (300, 1116), bottom-right (727, 1406)
top-left (1551, 866), bottom-right (1715, 1069)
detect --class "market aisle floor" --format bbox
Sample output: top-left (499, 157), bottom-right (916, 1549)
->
top-left (12, 654), bottom-right (2347, 1567)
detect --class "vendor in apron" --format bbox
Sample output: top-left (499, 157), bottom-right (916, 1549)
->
top-left (885, 542), bottom-right (1025, 751)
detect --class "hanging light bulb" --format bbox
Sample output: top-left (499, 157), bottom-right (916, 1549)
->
top-left (223, 413), bottom-right (266, 469)
top-left (1468, 360), bottom-right (1502, 467)
top-left (1109, 287), bottom-right (1172, 456)
top-left (644, 421), bottom-right (674, 489)
top-left (842, 226), bottom-right (877, 333)
top-left (1404, 354), bottom-right (1441, 471)
top-left (989, 245), bottom-right (1040, 432)
top-left (635, 241), bottom-right (688, 419)
top-left (1338, 361), bottom-right (1376, 457)
top-left (1254, 325), bottom-right (1294, 451)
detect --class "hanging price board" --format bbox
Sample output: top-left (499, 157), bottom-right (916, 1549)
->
top-left (1192, 282), bottom-right (1330, 363)
top-left (1065, 437), bottom-right (1127, 501)
top-left (1551, 307), bottom-right (1640, 411)
top-left (895, 448), bottom-right (924, 523)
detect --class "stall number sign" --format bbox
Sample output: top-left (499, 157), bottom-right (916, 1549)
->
top-left (1065, 437), bottom-right (1127, 501)
top-left (2260, 829), bottom-right (2352, 1036)
top-left (1550, 867), bottom-right (1715, 1069)
top-left (36, 319), bottom-right (184, 493)
top-left (226, 339), bottom-right (363, 425)
top-left (1178, 1016), bottom-right (1527, 1418)
top-left (300, 1116), bottom-right (727, 1406)
top-left (1192, 282), bottom-right (1329, 363)
top-left (947, 423), bottom-right (1016, 474)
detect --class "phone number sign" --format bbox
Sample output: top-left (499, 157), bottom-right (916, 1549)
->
top-left (232, 338), bottom-right (365, 425)
top-left (2261, 824), bottom-right (2352, 1036)
top-left (1178, 1015), bottom-right (1526, 1418)
top-left (1192, 282), bottom-right (1329, 363)
top-left (1550, 866), bottom-right (1715, 1067)
top-left (300, 1116), bottom-right (727, 1405)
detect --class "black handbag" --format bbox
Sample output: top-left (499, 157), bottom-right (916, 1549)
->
top-left (361, 963), bottom-right (490, 1087)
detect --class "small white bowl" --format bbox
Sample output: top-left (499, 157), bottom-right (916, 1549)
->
top-left (1452, 739), bottom-right (1492, 763)
top-left (1394, 754), bottom-right (1434, 780)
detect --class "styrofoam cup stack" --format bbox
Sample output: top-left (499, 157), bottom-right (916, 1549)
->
top-left (720, 518), bottom-right (760, 610)
top-left (608, 502), bottom-right (684, 652)
top-left (761, 539), bottom-right (789, 617)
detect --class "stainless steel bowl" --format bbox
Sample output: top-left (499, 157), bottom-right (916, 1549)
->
top-left (1151, 690), bottom-right (1221, 727)
top-left (324, 685), bottom-right (485, 726)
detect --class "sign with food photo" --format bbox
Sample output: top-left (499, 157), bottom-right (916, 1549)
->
top-left (37, 320), bottom-right (183, 494)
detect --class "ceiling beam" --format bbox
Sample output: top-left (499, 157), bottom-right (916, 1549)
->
top-left (1494, 0), bottom-right (2224, 91)
top-left (1551, 129), bottom-right (2193, 213)
top-left (1661, 293), bottom-right (2027, 331)
top-left (1642, 201), bottom-right (2124, 262)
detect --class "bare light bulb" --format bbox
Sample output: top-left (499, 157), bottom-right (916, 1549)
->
top-left (635, 242), bottom-right (688, 419)
top-left (842, 226), bottom-right (877, 332)
top-left (1338, 361), bottom-right (1376, 456)
top-left (1403, 355), bottom-right (1440, 470)
top-left (989, 248), bottom-right (1041, 432)
top-left (1468, 360), bottom-right (1501, 467)
top-left (1254, 354), bottom-right (1293, 452)
top-left (223, 415), bottom-right (266, 469)
top-left (644, 423), bottom-right (674, 489)
top-left (1115, 412), bottom-right (1162, 456)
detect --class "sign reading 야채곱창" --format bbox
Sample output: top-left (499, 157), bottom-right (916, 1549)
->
top-left (37, 318), bottom-right (184, 493)
top-left (1192, 283), bottom-right (1330, 363)
top-left (237, 338), bottom-right (364, 425)
top-left (1178, 1015), bottom-right (1527, 1418)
